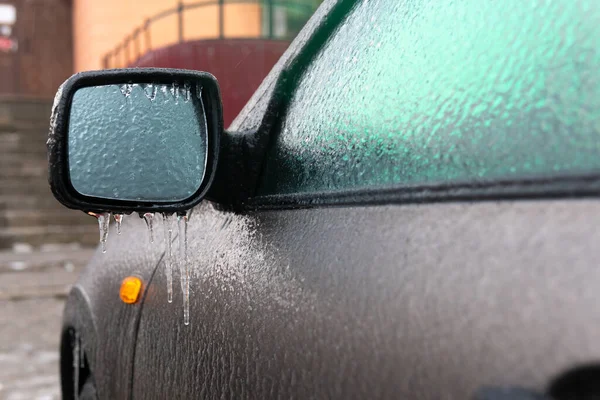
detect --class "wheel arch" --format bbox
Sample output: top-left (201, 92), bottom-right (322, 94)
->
top-left (60, 285), bottom-right (98, 400)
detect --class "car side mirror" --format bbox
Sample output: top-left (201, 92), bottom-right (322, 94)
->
top-left (47, 68), bottom-right (222, 215)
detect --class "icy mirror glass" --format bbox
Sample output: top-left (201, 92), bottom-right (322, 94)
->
top-left (68, 83), bottom-right (208, 202)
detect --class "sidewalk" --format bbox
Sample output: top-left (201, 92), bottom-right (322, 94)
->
top-left (0, 245), bottom-right (95, 400)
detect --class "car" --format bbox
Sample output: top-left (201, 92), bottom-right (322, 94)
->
top-left (48, 0), bottom-right (600, 399)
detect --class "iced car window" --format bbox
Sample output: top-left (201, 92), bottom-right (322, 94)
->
top-left (258, 0), bottom-right (600, 196)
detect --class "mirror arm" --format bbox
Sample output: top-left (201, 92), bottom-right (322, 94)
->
top-left (206, 128), bottom-right (266, 209)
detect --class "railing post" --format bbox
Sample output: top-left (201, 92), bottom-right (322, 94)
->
top-left (268, 0), bottom-right (274, 39)
top-left (219, 0), bottom-right (224, 39)
top-left (178, 1), bottom-right (184, 43)
top-left (124, 37), bottom-right (130, 66)
top-left (119, 45), bottom-right (124, 68)
top-left (114, 46), bottom-right (120, 68)
top-left (144, 18), bottom-right (151, 53)
top-left (133, 29), bottom-right (140, 61)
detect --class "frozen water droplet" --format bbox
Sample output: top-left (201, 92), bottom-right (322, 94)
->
top-left (143, 213), bottom-right (154, 243)
top-left (195, 84), bottom-right (202, 99)
top-left (97, 213), bottom-right (110, 253)
top-left (143, 83), bottom-right (157, 101)
top-left (178, 212), bottom-right (190, 325)
top-left (184, 82), bottom-right (191, 103)
top-left (173, 82), bottom-right (180, 104)
top-left (163, 213), bottom-right (174, 303)
top-left (120, 83), bottom-right (133, 98)
top-left (114, 214), bottom-right (124, 235)
top-left (73, 331), bottom-right (80, 400)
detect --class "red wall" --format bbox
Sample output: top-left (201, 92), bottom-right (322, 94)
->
top-left (131, 39), bottom-right (289, 127)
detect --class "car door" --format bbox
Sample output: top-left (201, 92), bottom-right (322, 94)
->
top-left (132, 0), bottom-right (600, 398)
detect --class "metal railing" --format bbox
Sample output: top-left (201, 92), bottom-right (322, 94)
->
top-left (102, 0), bottom-right (316, 69)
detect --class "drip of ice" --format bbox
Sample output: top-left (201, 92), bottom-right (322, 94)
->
top-left (178, 212), bottom-right (190, 325)
top-left (114, 214), bottom-right (124, 235)
top-left (170, 82), bottom-right (180, 104)
top-left (120, 83), bottom-right (133, 98)
top-left (195, 84), bottom-right (202, 99)
top-left (143, 213), bottom-right (154, 243)
top-left (183, 82), bottom-right (191, 102)
top-left (73, 331), bottom-right (80, 400)
top-left (97, 212), bottom-right (110, 253)
top-left (143, 83), bottom-right (157, 101)
top-left (163, 213), bottom-right (174, 303)
top-left (88, 208), bottom-right (196, 326)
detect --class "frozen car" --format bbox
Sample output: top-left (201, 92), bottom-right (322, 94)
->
top-left (48, 0), bottom-right (600, 399)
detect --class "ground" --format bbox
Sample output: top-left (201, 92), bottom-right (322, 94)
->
top-left (0, 246), bottom-right (93, 400)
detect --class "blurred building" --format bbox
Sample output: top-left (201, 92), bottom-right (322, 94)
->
top-left (76, 0), bottom-right (265, 72)
top-left (0, 0), bottom-right (72, 98)
top-left (0, 1), bottom-right (321, 116)
top-left (87, 0), bottom-right (321, 125)
top-left (0, 1), bottom-right (320, 250)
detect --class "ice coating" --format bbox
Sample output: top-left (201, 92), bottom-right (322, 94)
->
top-left (87, 209), bottom-right (192, 324)
top-left (68, 83), bottom-right (208, 202)
top-left (178, 213), bottom-right (190, 325)
top-left (143, 213), bottom-right (154, 243)
top-left (97, 212), bottom-right (110, 253)
top-left (163, 213), bottom-right (174, 304)
top-left (114, 214), bottom-right (124, 235)
top-left (119, 83), bottom-right (133, 97)
top-left (79, 203), bottom-right (312, 326)
top-left (258, 0), bottom-right (600, 196)
top-left (183, 82), bottom-right (191, 102)
top-left (186, 203), bottom-right (311, 309)
top-left (46, 81), bottom-right (65, 152)
top-left (171, 82), bottom-right (179, 104)
top-left (143, 83), bottom-right (157, 101)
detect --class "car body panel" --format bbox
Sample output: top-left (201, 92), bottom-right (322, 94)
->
top-left (131, 200), bottom-right (600, 399)
top-left (62, 216), bottom-right (164, 399)
top-left (60, 0), bottom-right (600, 398)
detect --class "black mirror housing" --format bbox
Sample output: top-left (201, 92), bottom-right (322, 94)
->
top-left (47, 68), bottom-right (222, 214)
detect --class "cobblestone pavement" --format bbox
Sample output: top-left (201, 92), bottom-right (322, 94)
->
top-left (0, 246), bottom-right (94, 400)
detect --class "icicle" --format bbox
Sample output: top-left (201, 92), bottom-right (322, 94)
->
top-left (120, 83), bottom-right (133, 97)
top-left (143, 213), bottom-right (154, 243)
top-left (170, 82), bottom-right (179, 103)
top-left (143, 83), bottom-right (157, 101)
top-left (163, 213), bottom-right (174, 303)
top-left (178, 212), bottom-right (189, 325)
top-left (97, 213), bottom-right (110, 253)
top-left (73, 331), bottom-right (80, 400)
top-left (114, 214), bottom-right (124, 235)
top-left (183, 82), bottom-right (191, 102)
top-left (195, 84), bottom-right (202, 99)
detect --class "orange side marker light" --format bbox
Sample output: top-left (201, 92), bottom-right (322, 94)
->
top-left (120, 276), bottom-right (142, 304)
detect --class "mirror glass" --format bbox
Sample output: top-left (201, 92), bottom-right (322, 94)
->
top-left (68, 82), bottom-right (208, 202)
